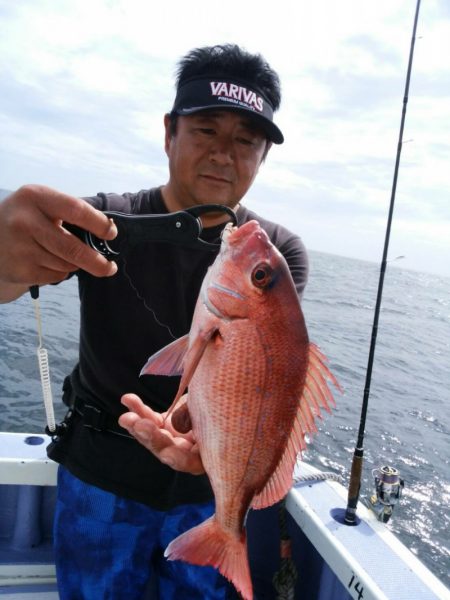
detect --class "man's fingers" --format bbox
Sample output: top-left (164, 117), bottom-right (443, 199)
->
top-left (137, 425), bottom-right (203, 474)
top-left (121, 394), bottom-right (164, 423)
top-left (10, 234), bottom-right (117, 284)
top-left (121, 394), bottom-right (195, 441)
top-left (29, 209), bottom-right (117, 278)
top-left (158, 444), bottom-right (204, 475)
top-left (120, 416), bottom-right (203, 472)
top-left (119, 394), bottom-right (205, 475)
top-left (1, 185), bottom-right (118, 283)
top-left (17, 185), bottom-right (117, 240)
top-left (46, 222), bottom-right (118, 278)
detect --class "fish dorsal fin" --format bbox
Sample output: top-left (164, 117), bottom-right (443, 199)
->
top-left (140, 334), bottom-right (190, 377)
top-left (251, 343), bottom-right (340, 510)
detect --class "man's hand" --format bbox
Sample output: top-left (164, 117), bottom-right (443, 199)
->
top-left (119, 393), bottom-right (205, 475)
top-left (0, 184), bottom-right (118, 301)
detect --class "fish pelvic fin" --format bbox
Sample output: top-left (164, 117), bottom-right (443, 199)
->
top-left (165, 516), bottom-right (253, 600)
top-left (252, 342), bottom-right (341, 510)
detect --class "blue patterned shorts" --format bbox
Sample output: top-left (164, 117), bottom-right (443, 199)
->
top-left (54, 466), bottom-right (231, 599)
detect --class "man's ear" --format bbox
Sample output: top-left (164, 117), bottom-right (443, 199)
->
top-left (261, 140), bottom-right (272, 163)
top-left (164, 113), bottom-right (172, 154)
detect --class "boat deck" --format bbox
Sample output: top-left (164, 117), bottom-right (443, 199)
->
top-left (1, 432), bottom-right (449, 599)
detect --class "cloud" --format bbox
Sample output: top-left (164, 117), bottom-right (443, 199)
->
top-left (1, 0), bottom-right (449, 276)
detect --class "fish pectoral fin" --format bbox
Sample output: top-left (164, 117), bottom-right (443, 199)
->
top-left (252, 343), bottom-right (341, 510)
top-left (140, 334), bottom-right (190, 377)
top-left (171, 326), bottom-right (218, 400)
top-left (144, 326), bottom-right (219, 420)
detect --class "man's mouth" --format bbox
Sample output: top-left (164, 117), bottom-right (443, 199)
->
top-left (200, 173), bottom-right (232, 184)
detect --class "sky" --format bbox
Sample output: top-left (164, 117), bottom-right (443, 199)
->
top-left (1, 0), bottom-right (449, 277)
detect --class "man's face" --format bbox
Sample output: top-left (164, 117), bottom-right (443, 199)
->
top-left (162, 110), bottom-right (269, 213)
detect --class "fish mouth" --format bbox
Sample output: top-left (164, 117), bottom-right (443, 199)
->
top-left (203, 282), bottom-right (245, 319)
top-left (221, 223), bottom-right (235, 245)
top-left (221, 220), bottom-right (268, 248)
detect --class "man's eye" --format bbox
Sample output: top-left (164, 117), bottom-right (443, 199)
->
top-left (198, 128), bottom-right (215, 135)
top-left (236, 137), bottom-right (254, 146)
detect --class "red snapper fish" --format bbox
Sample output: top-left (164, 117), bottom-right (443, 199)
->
top-left (141, 220), bottom-right (340, 600)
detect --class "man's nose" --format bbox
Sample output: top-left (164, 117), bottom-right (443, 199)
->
top-left (209, 137), bottom-right (234, 164)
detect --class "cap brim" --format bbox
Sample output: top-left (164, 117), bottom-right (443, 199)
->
top-left (176, 105), bottom-right (284, 144)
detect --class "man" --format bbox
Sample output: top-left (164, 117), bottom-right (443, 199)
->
top-left (0, 44), bottom-right (308, 599)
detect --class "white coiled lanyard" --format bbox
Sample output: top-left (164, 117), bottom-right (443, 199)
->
top-left (30, 286), bottom-right (56, 434)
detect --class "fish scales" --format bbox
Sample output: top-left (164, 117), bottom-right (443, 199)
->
top-left (190, 321), bottom-right (299, 521)
top-left (141, 220), bottom-right (339, 599)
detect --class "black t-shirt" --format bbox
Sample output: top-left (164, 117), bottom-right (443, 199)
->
top-left (48, 187), bottom-right (309, 509)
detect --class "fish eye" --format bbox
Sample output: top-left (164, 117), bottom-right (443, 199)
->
top-left (251, 263), bottom-right (273, 288)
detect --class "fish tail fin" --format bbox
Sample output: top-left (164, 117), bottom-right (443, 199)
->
top-left (164, 516), bottom-right (252, 600)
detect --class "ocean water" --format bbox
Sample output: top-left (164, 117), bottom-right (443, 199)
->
top-left (0, 250), bottom-right (449, 588)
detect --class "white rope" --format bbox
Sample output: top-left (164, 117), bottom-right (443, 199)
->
top-left (293, 471), bottom-right (343, 484)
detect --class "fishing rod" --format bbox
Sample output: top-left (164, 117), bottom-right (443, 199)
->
top-left (344, 0), bottom-right (422, 525)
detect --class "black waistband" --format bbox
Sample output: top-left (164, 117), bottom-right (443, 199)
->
top-left (73, 396), bottom-right (133, 439)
